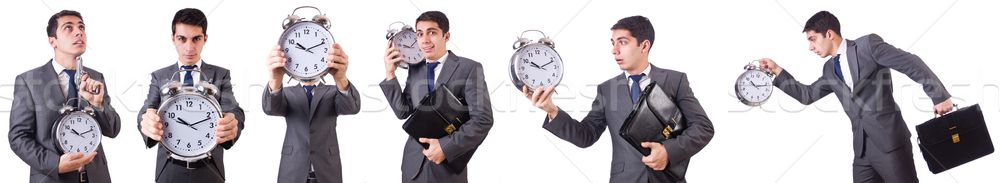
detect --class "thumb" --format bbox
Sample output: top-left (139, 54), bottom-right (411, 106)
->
top-left (418, 138), bottom-right (429, 143)
top-left (67, 152), bottom-right (84, 160)
top-left (641, 142), bottom-right (655, 148)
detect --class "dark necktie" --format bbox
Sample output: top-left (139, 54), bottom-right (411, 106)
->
top-left (304, 85), bottom-right (316, 103)
top-left (833, 54), bottom-right (845, 82)
top-left (181, 65), bottom-right (198, 86)
top-left (64, 69), bottom-right (78, 106)
top-left (629, 73), bottom-right (645, 103)
top-left (427, 62), bottom-right (440, 92)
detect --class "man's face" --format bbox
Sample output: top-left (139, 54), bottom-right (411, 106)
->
top-left (49, 16), bottom-right (87, 56)
top-left (805, 30), bottom-right (835, 58)
top-left (415, 21), bottom-right (449, 61)
top-left (611, 29), bottom-right (648, 71)
top-left (172, 23), bottom-right (207, 64)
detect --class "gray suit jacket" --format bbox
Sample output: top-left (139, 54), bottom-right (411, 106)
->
top-left (262, 82), bottom-right (361, 183)
top-left (136, 62), bottom-right (245, 182)
top-left (9, 60), bottom-right (122, 183)
top-left (774, 34), bottom-right (951, 157)
top-left (379, 51), bottom-right (494, 183)
top-left (544, 65), bottom-right (714, 183)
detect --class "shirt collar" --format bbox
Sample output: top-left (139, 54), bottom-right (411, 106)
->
top-left (835, 38), bottom-right (848, 58)
top-left (51, 58), bottom-right (69, 74)
top-left (623, 63), bottom-right (652, 78)
top-left (177, 60), bottom-right (204, 70)
top-left (427, 51), bottom-right (449, 65)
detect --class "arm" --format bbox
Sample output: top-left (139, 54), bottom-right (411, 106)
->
top-left (867, 34), bottom-right (951, 104)
top-left (217, 71), bottom-right (245, 149)
top-left (138, 73), bottom-right (162, 148)
top-left (773, 69), bottom-right (835, 105)
top-left (8, 75), bottom-right (60, 177)
top-left (379, 77), bottom-right (414, 119)
top-left (661, 74), bottom-right (714, 169)
top-left (541, 86), bottom-right (609, 148)
top-left (261, 84), bottom-right (288, 116)
top-left (333, 82), bottom-right (361, 115)
top-left (439, 65), bottom-right (494, 161)
top-left (88, 73), bottom-right (120, 138)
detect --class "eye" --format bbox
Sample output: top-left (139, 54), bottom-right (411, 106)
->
top-left (78, 25), bottom-right (85, 31)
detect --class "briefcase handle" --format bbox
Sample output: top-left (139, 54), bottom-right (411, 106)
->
top-left (933, 103), bottom-right (959, 118)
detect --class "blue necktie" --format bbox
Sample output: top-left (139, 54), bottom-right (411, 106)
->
top-left (303, 85), bottom-right (315, 103)
top-left (426, 62), bottom-right (440, 92)
top-left (833, 54), bottom-right (845, 82)
top-left (629, 73), bottom-right (645, 103)
top-left (181, 65), bottom-right (198, 86)
top-left (64, 69), bottom-right (78, 106)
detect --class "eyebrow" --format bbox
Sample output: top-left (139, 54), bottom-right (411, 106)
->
top-left (60, 21), bottom-right (85, 26)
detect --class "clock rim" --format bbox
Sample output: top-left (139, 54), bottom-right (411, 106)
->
top-left (278, 21), bottom-right (334, 82)
top-left (734, 69), bottom-right (774, 106)
top-left (53, 111), bottom-right (102, 155)
top-left (156, 91), bottom-right (223, 160)
top-left (509, 43), bottom-right (564, 92)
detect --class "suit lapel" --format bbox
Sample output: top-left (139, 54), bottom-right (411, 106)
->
top-left (307, 83), bottom-right (331, 120)
top-left (43, 60), bottom-right (68, 105)
top-left (435, 51), bottom-right (461, 88)
top-left (199, 63), bottom-right (217, 84)
top-left (846, 40), bottom-right (863, 90)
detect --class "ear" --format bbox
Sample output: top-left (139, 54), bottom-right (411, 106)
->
top-left (825, 30), bottom-right (836, 40)
top-left (640, 40), bottom-right (651, 53)
top-left (48, 37), bottom-right (57, 49)
top-left (443, 32), bottom-right (450, 42)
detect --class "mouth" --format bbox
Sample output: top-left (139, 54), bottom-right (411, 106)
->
top-left (421, 45), bottom-right (434, 53)
top-left (615, 58), bottom-right (624, 64)
top-left (73, 40), bottom-right (85, 46)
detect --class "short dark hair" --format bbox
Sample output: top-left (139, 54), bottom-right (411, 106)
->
top-left (611, 15), bottom-right (655, 48)
top-left (171, 8), bottom-right (208, 35)
top-left (802, 11), bottom-right (841, 37)
top-left (415, 11), bottom-right (449, 33)
top-left (47, 10), bottom-right (83, 38)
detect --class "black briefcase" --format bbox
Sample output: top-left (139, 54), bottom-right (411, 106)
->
top-left (402, 85), bottom-right (469, 149)
top-left (620, 81), bottom-right (686, 156)
top-left (916, 104), bottom-right (993, 174)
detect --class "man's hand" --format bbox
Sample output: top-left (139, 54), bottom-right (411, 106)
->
top-left (384, 41), bottom-right (403, 80)
top-left (267, 45), bottom-right (287, 91)
top-left (418, 138), bottom-right (445, 164)
top-left (641, 142), bottom-right (669, 170)
top-left (216, 112), bottom-right (238, 144)
top-left (523, 86), bottom-right (559, 119)
top-left (327, 43), bottom-right (350, 91)
top-left (934, 98), bottom-right (955, 116)
top-left (758, 58), bottom-right (783, 76)
top-left (77, 74), bottom-right (105, 109)
top-left (140, 108), bottom-right (163, 141)
top-left (58, 151), bottom-right (98, 173)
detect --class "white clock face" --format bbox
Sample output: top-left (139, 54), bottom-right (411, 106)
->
top-left (391, 30), bottom-right (424, 65)
top-left (159, 94), bottom-right (220, 157)
top-left (280, 22), bottom-right (334, 80)
top-left (55, 112), bottom-right (101, 154)
top-left (512, 44), bottom-right (563, 91)
top-left (736, 70), bottom-right (773, 106)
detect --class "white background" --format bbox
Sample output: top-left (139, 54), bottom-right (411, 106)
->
top-left (2, 0), bottom-right (998, 182)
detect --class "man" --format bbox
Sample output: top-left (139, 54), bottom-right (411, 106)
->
top-left (137, 8), bottom-right (245, 183)
top-left (524, 16), bottom-right (714, 182)
top-left (379, 11), bottom-right (493, 182)
top-left (759, 11), bottom-right (953, 182)
top-left (10, 10), bottom-right (122, 183)
top-left (262, 39), bottom-right (361, 182)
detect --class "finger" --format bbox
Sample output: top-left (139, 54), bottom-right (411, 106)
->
top-left (522, 85), bottom-right (531, 97)
top-left (530, 86), bottom-right (543, 103)
top-left (641, 142), bottom-right (653, 148)
top-left (67, 152), bottom-right (84, 160)
top-left (418, 138), bottom-right (429, 143)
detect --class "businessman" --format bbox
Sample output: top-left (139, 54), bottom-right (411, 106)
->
top-left (263, 40), bottom-right (361, 183)
top-left (758, 11), bottom-right (953, 182)
top-left (10, 10), bottom-right (122, 183)
top-left (525, 16), bottom-right (715, 182)
top-left (380, 11), bottom-right (494, 183)
top-left (137, 8), bottom-right (245, 183)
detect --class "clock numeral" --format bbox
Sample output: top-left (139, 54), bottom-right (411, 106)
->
top-left (535, 50), bottom-right (541, 55)
top-left (209, 122), bottom-right (215, 129)
top-left (304, 29), bottom-right (310, 35)
top-left (198, 140), bottom-right (203, 146)
top-left (295, 64), bottom-right (300, 69)
top-left (168, 112), bottom-right (175, 119)
top-left (295, 32), bottom-right (301, 38)
top-left (186, 101), bottom-right (194, 107)
top-left (206, 112), bottom-right (213, 118)
top-left (313, 64), bottom-right (319, 70)
top-left (175, 104), bottom-right (183, 111)
top-left (205, 133), bottom-right (211, 138)
top-left (283, 48), bottom-right (289, 53)
top-left (522, 58), bottom-right (529, 63)
top-left (176, 139), bottom-right (181, 145)
top-left (324, 47), bottom-right (329, 53)
top-left (528, 53), bottom-right (534, 57)
top-left (321, 57), bottom-right (326, 63)
top-left (288, 39), bottom-right (295, 45)
top-left (187, 143), bottom-right (192, 148)
top-left (167, 132), bottom-right (173, 139)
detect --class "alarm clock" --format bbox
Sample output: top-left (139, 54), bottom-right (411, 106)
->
top-left (157, 69), bottom-right (223, 162)
top-left (386, 21), bottom-right (424, 69)
top-left (53, 57), bottom-right (101, 155)
top-left (735, 60), bottom-right (774, 106)
top-left (509, 30), bottom-right (564, 92)
top-left (278, 6), bottom-right (335, 82)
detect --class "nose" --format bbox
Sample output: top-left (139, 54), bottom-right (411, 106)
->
top-left (611, 44), bottom-right (619, 55)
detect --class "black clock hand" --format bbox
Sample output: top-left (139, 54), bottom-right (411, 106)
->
top-left (190, 117), bottom-right (211, 127)
top-left (306, 40), bottom-right (325, 52)
top-left (529, 62), bottom-right (546, 70)
top-left (79, 129), bottom-right (94, 136)
top-left (294, 43), bottom-right (313, 53)
top-left (70, 129), bottom-right (82, 137)
top-left (539, 60), bottom-right (555, 68)
top-left (176, 118), bottom-right (199, 131)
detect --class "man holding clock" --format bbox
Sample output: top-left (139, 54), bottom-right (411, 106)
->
top-left (524, 16), bottom-right (715, 182)
top-left (758, 11), bottom-right (953, 182)
top-left (380, 11), bottom-right (494, 183)
top-left (137, 8), bottom-right (245, 183)
top-left (262, 34), bottom-right (361, 182)
top-left (10, 10), bottom-right (122, 183)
